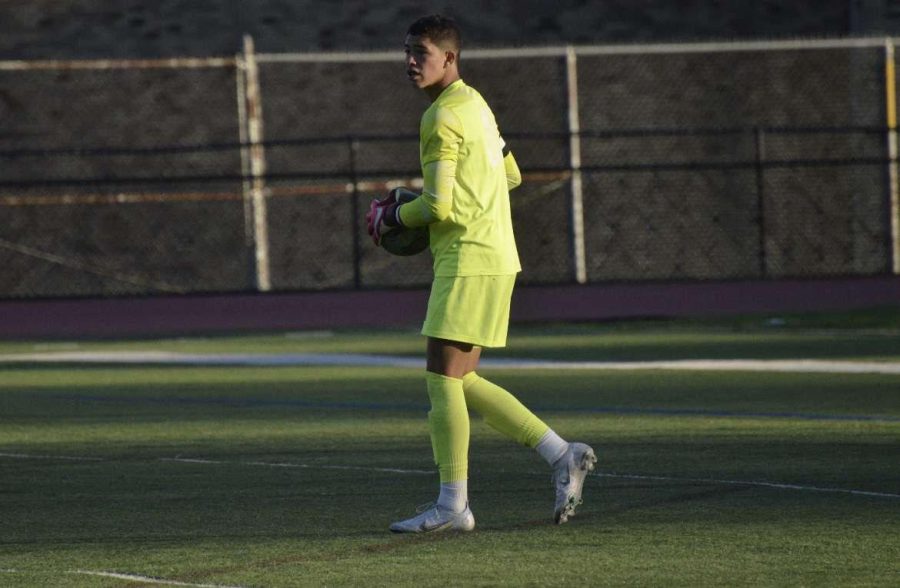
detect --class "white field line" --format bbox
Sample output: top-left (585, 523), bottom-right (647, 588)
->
top-left (596, 473), bottom-right (900, 499)
top-left (0, 451), bottom-right (104, 461)
top-left (0, 453), bottom-right (431, 475)
top-left (70, 570), bottom-right (244, 587)
top-left (166, 457), bottom-right (900, 499)
top-left (3, 451), bottom-right (898, 499)
top-left (485, 358), bottom-right (900, 374)
top-left (2, 350), bottom-right (900, 374)
top-left (1, 569), bottom-right (244, 588)
top-left (160, 457), bottom-right (433, 475)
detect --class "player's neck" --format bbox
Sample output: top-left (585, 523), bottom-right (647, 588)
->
top-left (425, 71), bottom-right (461, 102)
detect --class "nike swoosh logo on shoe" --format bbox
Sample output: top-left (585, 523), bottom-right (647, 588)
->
top-left (419, 519), bottom-right (453, 532)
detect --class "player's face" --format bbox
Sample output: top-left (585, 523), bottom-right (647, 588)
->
top-left (404, 34), bottom-right (451, 93)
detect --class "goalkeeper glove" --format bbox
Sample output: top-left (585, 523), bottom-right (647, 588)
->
top-left (366, 189), bottom-right (404, 246)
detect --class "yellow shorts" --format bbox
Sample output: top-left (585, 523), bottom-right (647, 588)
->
top-left (421, 274), bottom-right (517, 348)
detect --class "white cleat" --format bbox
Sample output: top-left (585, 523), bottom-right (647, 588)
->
top-left (552, 442), bottom-right (597, 524)
top-left (389, 502), bottom-right (475, 534)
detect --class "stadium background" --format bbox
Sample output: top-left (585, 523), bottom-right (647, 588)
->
top-left (1, 0), bottom-right (900, 335)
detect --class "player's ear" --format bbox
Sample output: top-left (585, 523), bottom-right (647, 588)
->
top-left (444, 50), bottom-right (457, 68)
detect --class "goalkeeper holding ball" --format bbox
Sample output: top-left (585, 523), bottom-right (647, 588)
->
top-left (367, 14), bottom-right (596, 533)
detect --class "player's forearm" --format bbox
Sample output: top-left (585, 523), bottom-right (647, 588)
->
top-left (398, 160), bottom-right (456, 227)
top-left (504, 151), bottom-right (522, 190)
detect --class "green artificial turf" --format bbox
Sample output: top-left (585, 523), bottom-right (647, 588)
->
top-left (1, 309), bottom-right (898, 586)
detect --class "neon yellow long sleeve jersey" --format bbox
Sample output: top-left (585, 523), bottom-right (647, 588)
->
top-left (398, 79), bottom-right (522, 277)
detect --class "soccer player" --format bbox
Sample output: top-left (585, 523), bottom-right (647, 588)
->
top-left (366, 14), bottom-right (596, 533)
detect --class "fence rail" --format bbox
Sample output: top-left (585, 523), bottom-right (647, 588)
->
top-left (0, 37), bottom-right (898, 299)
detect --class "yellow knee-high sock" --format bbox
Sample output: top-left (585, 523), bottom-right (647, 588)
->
top-left (461, 372), bottom-right (549, 448)
top-left (426, 372), bottom-right (469, 483)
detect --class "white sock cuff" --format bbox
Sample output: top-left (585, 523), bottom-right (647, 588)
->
top-left (536, 429), bottom-right (569, 466)
top-left (437, 480), bottom-right (468, 513)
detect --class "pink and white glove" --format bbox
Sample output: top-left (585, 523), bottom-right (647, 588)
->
top-left (366, 190), bottom-right (402, 246)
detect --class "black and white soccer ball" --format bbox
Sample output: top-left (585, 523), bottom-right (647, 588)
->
top-left (380, 188), bottom-right (430, 256)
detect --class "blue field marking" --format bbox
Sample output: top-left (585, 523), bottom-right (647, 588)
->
top-left (46, 393), bottom-right (900, 422)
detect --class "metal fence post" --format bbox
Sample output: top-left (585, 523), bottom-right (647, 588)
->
top-left (566, 46), bottom-right (587, 284)
top-left (235, 44), bottom-right (255, 287)
top-left (240, 34), bottom-right (272, 292)
top-left (885, 38), bottom-right (900, 274)
top-left (349, 137), bottom-right (362, 289)
top-left (754, 127), bottom-right (768, 277)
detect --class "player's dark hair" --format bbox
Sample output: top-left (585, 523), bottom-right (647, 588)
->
top-left (407, 15), bottom-right (461, 54)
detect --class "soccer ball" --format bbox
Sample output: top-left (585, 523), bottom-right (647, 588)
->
top-left (380, 188), bottom-right (430, 256)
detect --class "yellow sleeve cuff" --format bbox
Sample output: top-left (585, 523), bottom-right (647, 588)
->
top-left (504, 152), bottom-right (522, 190)
top-left (398, 160), bottom-right (457, 227)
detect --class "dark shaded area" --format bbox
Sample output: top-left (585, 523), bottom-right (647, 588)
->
top-left (0, 1), bottom-right (881, 59)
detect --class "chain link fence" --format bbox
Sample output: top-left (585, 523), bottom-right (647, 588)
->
top-left (0, 39), bottom-right (897, 299)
